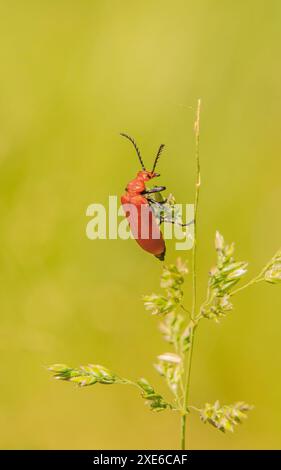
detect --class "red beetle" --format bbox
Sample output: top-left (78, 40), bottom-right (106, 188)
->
top-left (120, 133), bottom-right (192, 261)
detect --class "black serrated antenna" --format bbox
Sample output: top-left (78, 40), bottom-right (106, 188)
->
top-left (152, 144), bottom-right (165, 173)
top-left (120, 133), bottom-right (146, 171)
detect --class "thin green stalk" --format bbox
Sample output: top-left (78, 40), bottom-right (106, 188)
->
top-left (180, 413), bottom-right (186, 450)
top-left (181, 99), bottom-right (201, 450)
top-left (230, 277), bottom-right (263, 296)
top-left (181, 324), bottom-right (196, 449)
top-left (231, 251), bottom-right (279, 296)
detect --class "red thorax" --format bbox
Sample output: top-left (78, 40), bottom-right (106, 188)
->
top-left (125, 171), bottom-right (158, 198)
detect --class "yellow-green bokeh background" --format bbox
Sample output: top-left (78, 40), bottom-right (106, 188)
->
top-left (0, 0), bottom-right (280, 450)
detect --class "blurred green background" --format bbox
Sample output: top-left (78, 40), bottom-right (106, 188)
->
top-left (0, 0), bottom-right (280, 450)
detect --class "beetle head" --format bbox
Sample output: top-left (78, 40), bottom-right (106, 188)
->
top-left (137, 170), bottom-right (160, 181)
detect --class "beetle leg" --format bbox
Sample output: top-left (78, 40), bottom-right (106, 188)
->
top-left (142, 186), bottom-right (166, 195)
top-left (146, 198), bottom-right (166, 225)
top-left (160, 217), bottom-right (194, 227)
top-left (147, 198), bottom-right (167, 206)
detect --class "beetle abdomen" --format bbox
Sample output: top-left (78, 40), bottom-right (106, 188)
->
top-left (121, 195), bottom-right (166, 260)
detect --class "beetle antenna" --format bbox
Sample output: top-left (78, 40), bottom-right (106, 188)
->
top-left (152, 144), bottom-right (165, 172)
top-left (120, 133), bottom-right (146, 170)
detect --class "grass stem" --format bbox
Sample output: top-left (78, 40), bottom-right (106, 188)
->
top-left (181, 98), bottom-right (201, 450)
